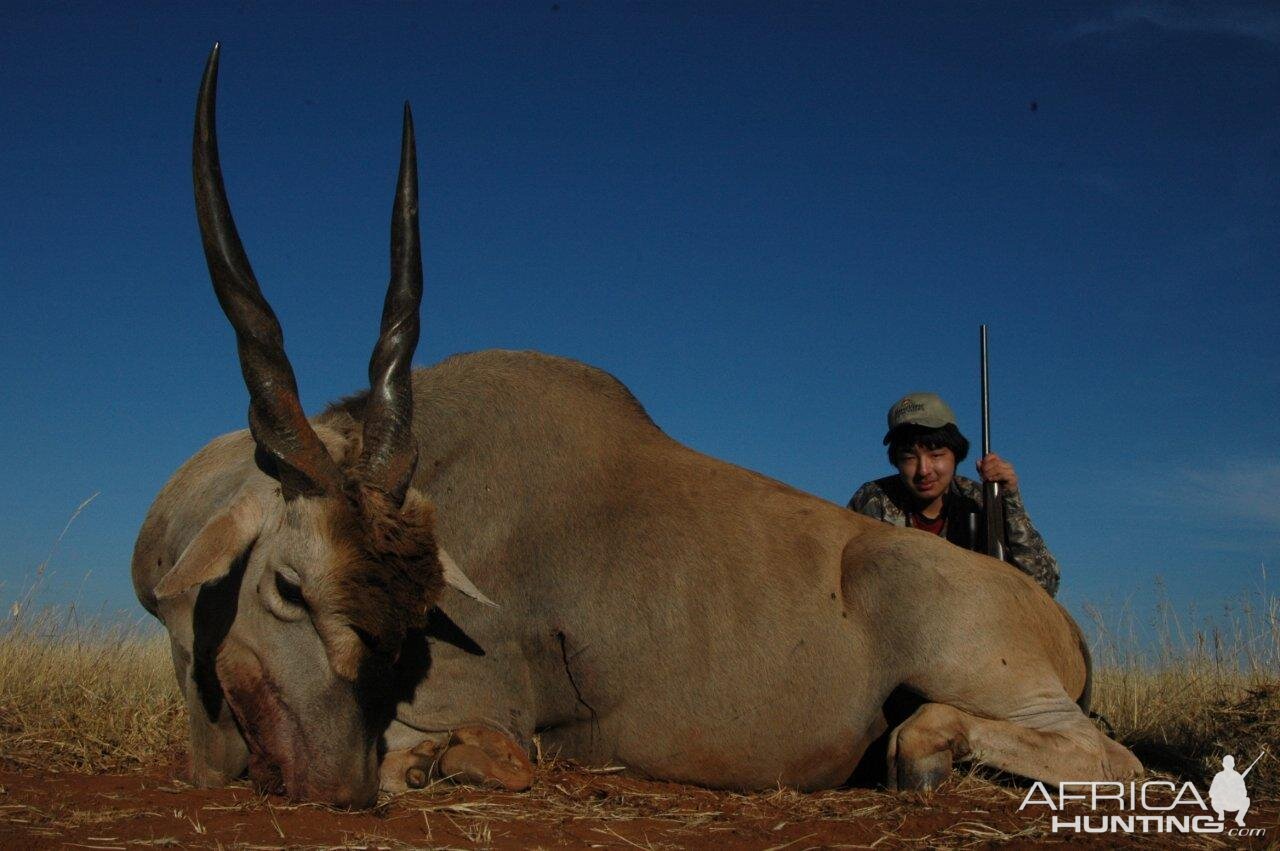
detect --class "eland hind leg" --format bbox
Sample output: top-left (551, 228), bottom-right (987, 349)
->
top-left (845, 533), bottom-right (1143, 789)
top-left (885, 695), bottom-right (1142, 790)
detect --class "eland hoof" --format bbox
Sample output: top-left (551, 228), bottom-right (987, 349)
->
top-left (380, 738), bottom-right (445, 793)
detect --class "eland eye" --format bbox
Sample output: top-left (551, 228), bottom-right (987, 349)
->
top-left (274, 572), bottom-right (307, 608)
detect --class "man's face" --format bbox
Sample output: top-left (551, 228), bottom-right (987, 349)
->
top-left (894, 444), bottom-right (956, 505)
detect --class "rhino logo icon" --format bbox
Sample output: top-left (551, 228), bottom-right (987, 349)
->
top-left (1209, 752), bottom-right (1265, 827)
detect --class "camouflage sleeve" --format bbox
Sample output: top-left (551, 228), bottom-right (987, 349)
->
top-left (848, 481), bottom-right (879, 515)
top-left (848, 481), bottom-right (909, 527)
top-left (1002, 490), bottom-right (1060, 597)
top-left (848, 481), bottom-right (893, 522)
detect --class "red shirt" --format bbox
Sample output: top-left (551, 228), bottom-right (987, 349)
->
top-left (908, 510), bottom-right (946, 536)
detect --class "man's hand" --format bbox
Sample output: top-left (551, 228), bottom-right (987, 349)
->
top-left (976, 453), bottom-right (1019, 494)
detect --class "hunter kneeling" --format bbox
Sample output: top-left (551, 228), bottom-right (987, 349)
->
top-left (849, 392), bottom-right (1060, 595)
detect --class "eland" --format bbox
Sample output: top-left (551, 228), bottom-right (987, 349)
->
top-left (132, 46), bottom-right (1142, 808)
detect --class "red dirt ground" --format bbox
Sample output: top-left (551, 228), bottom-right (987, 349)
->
top-left (0, 759), bottom-right (1274, 849)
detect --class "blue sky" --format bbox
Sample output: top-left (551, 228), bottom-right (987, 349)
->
top-left (2, 2), bottom-right (1277, 636)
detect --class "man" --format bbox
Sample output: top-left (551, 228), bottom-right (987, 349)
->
top-left (848, 392), bottom-right (1060, 595)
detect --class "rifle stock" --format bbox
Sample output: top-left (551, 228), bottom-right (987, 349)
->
top-left (983, 480), bottom-right (1006, 559)
top-left (980, 325), bottom-right (1007, 560)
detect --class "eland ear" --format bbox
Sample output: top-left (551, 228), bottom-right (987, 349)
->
top-left (438, 548), bottom-right (498, 609)
top-left (155, 492), bottom-right (265, 601)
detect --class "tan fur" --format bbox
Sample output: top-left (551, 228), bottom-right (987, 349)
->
top-left (349, 351), bottom-right (1138, 793)
top-left (137, 348), bottom-right (1141, 804)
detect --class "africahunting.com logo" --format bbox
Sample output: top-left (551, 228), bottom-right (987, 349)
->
top-left (1018, 751), bottom-right (1268, 837)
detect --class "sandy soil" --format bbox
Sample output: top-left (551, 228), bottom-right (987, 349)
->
top-left (0, 758), bottom-right (1274, 850)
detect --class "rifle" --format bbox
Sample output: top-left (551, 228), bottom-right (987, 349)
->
top-left (980, 325), bottom-right (1007, 561)
top-left (1241, 748), bottom-right (1268, 779)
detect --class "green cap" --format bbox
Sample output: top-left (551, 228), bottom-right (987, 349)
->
top-left (883, 392), bottom-right (957, 444)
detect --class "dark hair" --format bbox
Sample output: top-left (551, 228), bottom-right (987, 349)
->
top-left (886, 423), bottom-right (970, 466)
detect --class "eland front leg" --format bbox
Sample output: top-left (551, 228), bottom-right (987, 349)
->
top-left (380, 722), bottom-right (534, 792)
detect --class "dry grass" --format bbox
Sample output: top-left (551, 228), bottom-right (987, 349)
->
top-left (1086, 577), bottom-right (1280, 798)
top-left (0, 608), bottom-right (183, 773)
top-left (0, 492), bottom-right (187, 774)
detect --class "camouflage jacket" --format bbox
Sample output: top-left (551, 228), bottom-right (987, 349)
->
top-left (847, 475), bottom-right (1060, 596)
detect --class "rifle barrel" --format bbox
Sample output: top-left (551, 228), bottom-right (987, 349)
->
top-left (980, 324), bottom-right (991, 457)
top-left (979, 324), bottom-right (1005, 560)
